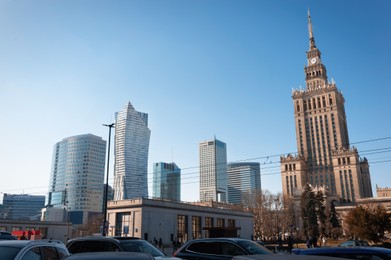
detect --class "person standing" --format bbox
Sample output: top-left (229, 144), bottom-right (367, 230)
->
top-left (306, 237), bottom-right (311, 248)
top-left (20, 232), bottom-right (27, 240)
top-left (322, 236), bottom-right (327, 247)
top-left (287, 236), bottom-right (294, 254)
top-left (158, 238), bottom-right (163, 250)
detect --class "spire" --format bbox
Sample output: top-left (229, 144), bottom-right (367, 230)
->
top-left (308, 8), bottom-right (316, 49)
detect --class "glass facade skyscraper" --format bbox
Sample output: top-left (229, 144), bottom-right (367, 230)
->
top-left (152, 162), bottom-right (181, 202)
top-left (199, 138), bottom-right (227, 202)
top-left (113, 102), bottom-right (151, 200)
top-left (227, 162), bottom-right (261, 205)
top-left (47, 134), bottom-right (106, 224)
top-left (1, 194), bottom-right (45, 220)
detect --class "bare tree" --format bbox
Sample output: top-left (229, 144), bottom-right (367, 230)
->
top-left (243, 189), bottom-right (280, 240)
top-left (344, 204), bottom-right (391, 243)
top-left (77, 214), bottom-right (103, 236)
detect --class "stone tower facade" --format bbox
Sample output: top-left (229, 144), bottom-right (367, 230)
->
top-left (280, 11), bottom-right (373, 203)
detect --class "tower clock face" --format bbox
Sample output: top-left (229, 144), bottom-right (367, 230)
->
top-left (311, 57), bottom-right (317, 64)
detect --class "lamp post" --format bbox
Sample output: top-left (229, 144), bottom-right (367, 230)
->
top-left (102, 123), bottom-right (114, 236)
top-left (275, 197), bottom-right (281, 251)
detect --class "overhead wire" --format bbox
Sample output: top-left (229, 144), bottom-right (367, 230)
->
top-left (1, 136), bottom-right (390, 196)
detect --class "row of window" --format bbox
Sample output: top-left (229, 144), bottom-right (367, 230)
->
top-left (296, 94), bottom-right (333, 113)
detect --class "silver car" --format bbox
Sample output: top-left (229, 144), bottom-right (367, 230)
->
top-left (0, 239), bottom-right (70, 260)
top-left (67, 236), bottom-right (180, 260)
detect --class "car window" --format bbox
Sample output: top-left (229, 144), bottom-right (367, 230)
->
top-left (56, 247), bottom-right (69, 259)
top-left (237, 240), bottom-right (272, 254)
top-left (83, 241), bottom-right (104, 252)
top-left (187, 242), bottom-right (222, 255)
top-left (121, 241), bottom-right (165, 257)
top-left (42, 246), bottom-right (59, 260)
top-left (221, 242), bottom-right (245, 256)
top-left (67, 241), bottom-right (85, 253)
top-left (68, 240), bottom-right (103, 253)
top-left (0, 246), bottom-right (22, 260)
top-left (100, 241), bottom-right (120, 251)
top-left (21, 247), bottom-right (41, 260)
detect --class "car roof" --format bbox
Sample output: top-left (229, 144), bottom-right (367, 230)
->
top-left (64, 251), bottom-right (154, 260)
top-left (0, 234), bottom-right (17, 240)
top-left (294, 247), bottom-right (391, 254)
top-left (0, 240), bottom-right (31, 247)
top-left (186, 237), bottom-right (255, 242)
top-left (0, 239), bottom-right (65, 247)
top-left (112, 236), bottom-right (141, 240)
top-left (233, 254), bottom-right (351, 260)
top-left (67, 236), bottom-right (120, 242)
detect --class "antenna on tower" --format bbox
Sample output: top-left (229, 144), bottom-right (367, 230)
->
top-left (308, 8), bottom-right (316, 49)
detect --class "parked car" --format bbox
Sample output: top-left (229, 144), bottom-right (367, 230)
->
top-left (339, 240), bottom-right (370, 247)
top-left (66, 236), bottom-right (180, 259)
top-left (0, 239), bottom-right (70, 260)
top-left (64, 251), bottom-right (155, 260)
top-left (173, 238), bottom-right (273, 260)
top-left (293, 246), bottom-right (391, 259)
top-left (233, 254), bottom-right (351, 260)
top-left (0, 231), bottom-right (17, 240)
top-left (255, 240), bottom-right (265, 246)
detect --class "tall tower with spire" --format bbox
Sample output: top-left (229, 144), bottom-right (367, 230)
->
top-left (280, 10), bottom-right (373, 203)
top-left (113, 102), bottom-right (151, 200)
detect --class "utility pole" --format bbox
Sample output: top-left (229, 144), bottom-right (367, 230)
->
top-left (102, 123), bottom-right (114, 236)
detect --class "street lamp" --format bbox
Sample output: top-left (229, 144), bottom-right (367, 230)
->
top-left (274, 197), bottom-right (281, 250)
top-left (102, 123), bottom-right (114, 236)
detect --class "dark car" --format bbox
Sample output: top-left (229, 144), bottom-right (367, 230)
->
top-left (64, 251), bottom-right (155, 260)
top-left (339, 240), bottom-right (370, 247)
top-left (66, 236), bottom-right (180, 260)
top-left (0, 239), bottom-right (70, 260)
top-left (255, 241), bottom-right (265, 246)
top-left (293, 246), bottom-right (391, 259)
top-left (0, 231), bottom-right (17, 240)
top-left (173, 238), bottom-right (273, 260)
top-left (233, 254), bottom-right (351, 260)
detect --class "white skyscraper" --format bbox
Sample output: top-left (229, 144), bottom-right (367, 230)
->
top-left (47, 134), bottom-right (106, 224)
top-left (199, 138), bottom-right (227, 202)
top-left (113, 102), bottom-right (151, 200)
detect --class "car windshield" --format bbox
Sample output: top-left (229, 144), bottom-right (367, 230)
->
top-left (237, 240), bottom-right (273, 255)
top-left (120, 240), bottom-right (165, 257)
top-left (0, 246), bottom-right (22, 260)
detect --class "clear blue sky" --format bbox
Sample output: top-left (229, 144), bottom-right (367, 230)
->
top-left (1, 0), bottom-right (390, 202)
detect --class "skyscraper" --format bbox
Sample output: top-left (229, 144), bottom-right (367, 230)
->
top-left (113, 102), bottom-right (151, 200)
top-left (1, 194), bottom-right (45, 220)
top-left (152, 162), bottom-right (181, 202)
top-left (47, 134), bottom-right (106, 224)
top-left (227, 162), bottom-right (261, 205)
top-left (199, 138), bottom-right (227, 202)
top-left (280, 11), bottom-right (373, 203)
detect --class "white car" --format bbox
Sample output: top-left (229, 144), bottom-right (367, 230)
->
top-left (0, 239), bottom-right (70, 260)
